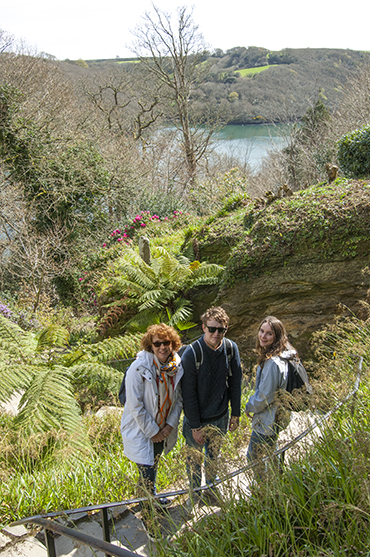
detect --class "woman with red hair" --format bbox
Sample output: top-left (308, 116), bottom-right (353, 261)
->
top-left (121, 323), bottom-right (183, 512)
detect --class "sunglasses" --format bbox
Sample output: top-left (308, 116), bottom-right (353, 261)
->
top-left (152, 340), bottom-right (171, 348)
top-left (206, 325), bottom-right (227, 334)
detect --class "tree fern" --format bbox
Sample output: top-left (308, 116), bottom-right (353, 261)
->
top-left (15, 365), bottom-right (81, 435)
top-left (98, 247), bottom-right (224, 334)
top-left (0, 317), bottom-right (142, 452)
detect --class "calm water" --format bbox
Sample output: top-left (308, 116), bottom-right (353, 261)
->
top-left (213, 123), bottom-right (291, 170)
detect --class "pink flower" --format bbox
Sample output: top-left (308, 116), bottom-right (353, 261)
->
top-left (79, 278), bottom-right (83, 281)
top-left (103, 243), bottom-right (106, 247)
top-left (123, 233), bottom-right (128, 237)
top-left (140, 223), bottom-right (146, 227)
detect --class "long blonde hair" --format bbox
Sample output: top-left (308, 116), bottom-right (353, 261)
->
top-left (255, 316), bottom-right (294, 365)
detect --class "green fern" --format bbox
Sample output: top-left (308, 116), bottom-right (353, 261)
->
top-left (0, 316), bottom-right (141, 452)
top-left (15, 365), bottom-right (81, 434)
top-left (37, 325), bottom-right (70, 351)
top-left (99, 247), bottom-right (224, 334)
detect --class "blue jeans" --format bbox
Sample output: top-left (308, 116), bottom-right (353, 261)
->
top-left (247, 430), bottom-right (277, 461)
top-left (247, 429), bottom-right (281, 478)
top-left (183, 412), bottom-right (229, 490)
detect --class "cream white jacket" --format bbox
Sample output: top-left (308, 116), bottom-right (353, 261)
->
top-left (120, 350), bottom-right (183, 465)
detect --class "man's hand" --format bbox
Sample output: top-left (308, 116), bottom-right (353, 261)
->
top-left (229, 415), bottom-right (240, 431)
top-left (245, 411), bottom-right (252, 420)
top-left (192, 428), bottom-right (205, 445)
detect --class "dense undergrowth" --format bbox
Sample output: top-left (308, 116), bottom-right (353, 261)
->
top-left (185, 179), bottom-right (370, 287)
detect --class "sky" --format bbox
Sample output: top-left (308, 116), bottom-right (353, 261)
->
top-left (1, 0), bottom-right (369, 61)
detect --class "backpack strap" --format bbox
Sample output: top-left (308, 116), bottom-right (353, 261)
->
top-left (189, 339), bottom-right (203, 372)
top-left (189, 338), bottom-right (233, 378)
top-left (224, 338), bottom-right (234, 377)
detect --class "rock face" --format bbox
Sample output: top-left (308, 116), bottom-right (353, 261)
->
top-left (185, 181), bottom-right (370, 363)
top-left (219, 254), bottom-right (370, 362)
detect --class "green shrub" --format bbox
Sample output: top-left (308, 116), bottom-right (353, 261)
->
top-left (337, 124), bottom-right (370, 178)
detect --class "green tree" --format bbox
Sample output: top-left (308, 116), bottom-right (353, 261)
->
top-left (337, 124), bottom-right (370, 178)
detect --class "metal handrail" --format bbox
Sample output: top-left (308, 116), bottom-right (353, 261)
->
top-left (32, 517), bottom-right (138, 557)
top-left (12, 356), bottom-right (363, 556)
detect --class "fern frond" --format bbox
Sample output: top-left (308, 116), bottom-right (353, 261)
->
top-left (70, 332), bottom-right (142, 364)
top-left (175, 321), bottom-right (198, 331)
top-left (0, 314), bottom-right (38, 362)
top-left (71, 362), bottom-right (122, 391)
top-left (168, 298), bottom-right (193, 327)
top-left (123, 309), bottom-right (165, 332)
top-left (0, 363), bottom-right (32, 404)
top-left (37, 325), bottom-right (70, 351)
top-left (190, 263), bottom-right (224, 279)
top-left (138, 288), bottom-right (175, 311)
top-left (15, 365), bottom-right (83, 435)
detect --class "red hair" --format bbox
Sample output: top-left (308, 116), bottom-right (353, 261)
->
top-left (140, 323), bottom-right (182, 353)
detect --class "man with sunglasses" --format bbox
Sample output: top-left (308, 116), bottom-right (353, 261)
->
top-left (181, 306), bottom-right (242, 508)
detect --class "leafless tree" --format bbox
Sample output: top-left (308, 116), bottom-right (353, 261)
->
top-left (131, 4), bottom-right (220, 189)
top-left (82, 65), bottom-right (164, 142)
top-left (0, 178), bottom-right (72, 312)
top-left (0, 29), bottom-right (14, 53)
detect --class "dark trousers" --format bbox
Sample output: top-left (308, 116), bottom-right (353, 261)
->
top-left (136, 441), bottom-right (164, 498)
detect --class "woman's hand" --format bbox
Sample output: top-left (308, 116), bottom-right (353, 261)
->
top-left (161, 424), bottom-right (173, 439)
top-left (151, 431), bottom-right (164, 442)
top-left (151, 424), bottom-right (173, 443)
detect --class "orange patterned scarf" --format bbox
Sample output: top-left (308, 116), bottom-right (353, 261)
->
top-left (153, 354), bottom-right (178, 428)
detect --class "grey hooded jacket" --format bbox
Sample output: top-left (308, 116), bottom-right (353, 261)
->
top-left (245, 350), bottom-right (295, 435)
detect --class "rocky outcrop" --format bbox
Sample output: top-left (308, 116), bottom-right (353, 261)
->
top-left (221, 253), bottom-right (370, 361)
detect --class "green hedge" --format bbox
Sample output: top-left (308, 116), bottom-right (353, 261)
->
top-left (337, 124), bottom-right (370, 178)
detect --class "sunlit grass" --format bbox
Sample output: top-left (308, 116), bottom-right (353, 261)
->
top-left (236, 64), bottom-right (278, 77)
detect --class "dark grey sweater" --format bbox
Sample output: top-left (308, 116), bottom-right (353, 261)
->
top-left (181, 336), bottom-right (242, 429)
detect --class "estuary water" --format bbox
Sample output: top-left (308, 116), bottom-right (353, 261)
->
top-left (213, 123), bottom-right (291, 170)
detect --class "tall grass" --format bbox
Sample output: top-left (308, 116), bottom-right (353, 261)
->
top-left (153, 313), bottom-right (370, 556)
top-left (0, 410), bottom-right (187, 526)
top-left (155, 387), bottom-right (370, 556)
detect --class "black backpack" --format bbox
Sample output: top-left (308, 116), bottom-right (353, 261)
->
top-left (118, 361), bottom-right (134, 405)
top-left (275, 358), bottom-right (312, 426)
top-left (181, 338), bottom-right (234, 379)
top-left (286, 358), bottom-right (312, 395)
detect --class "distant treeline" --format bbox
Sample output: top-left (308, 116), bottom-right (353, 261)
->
top-left (65, 47), bottom-right (369, 124)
